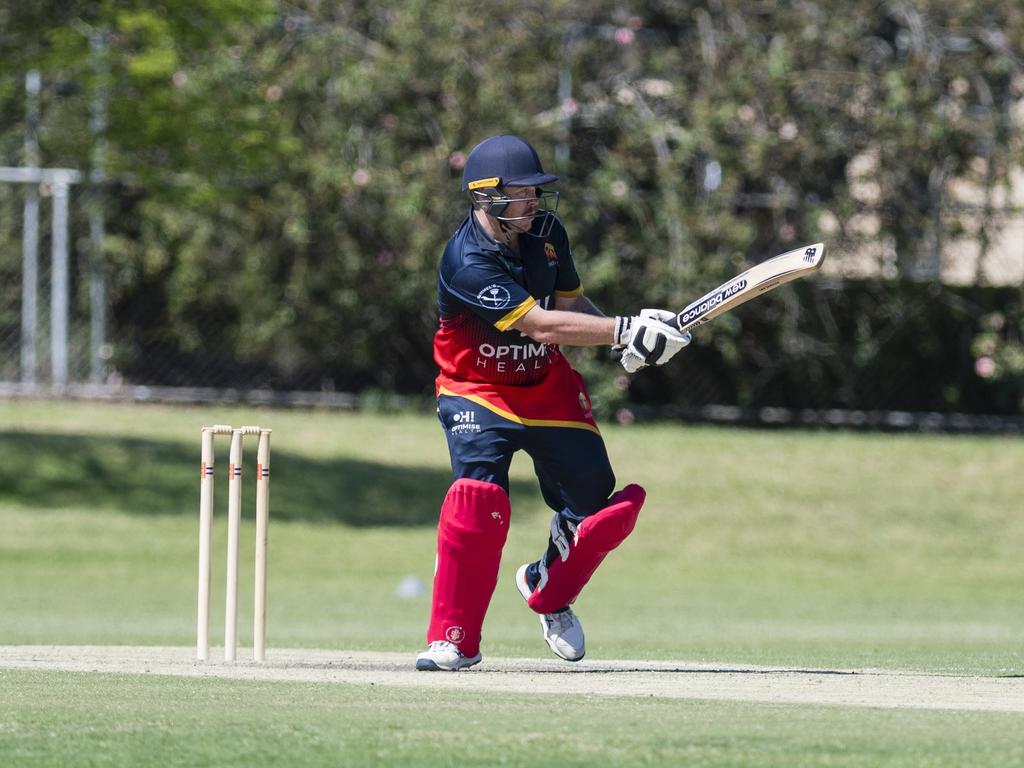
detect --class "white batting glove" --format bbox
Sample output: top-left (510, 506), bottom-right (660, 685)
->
top-left (610, 309), bottom-right (678, 350)
top-left (638, 308), bottom-right (678, 324)
top-left (614, 315), bottom-right (691, 373)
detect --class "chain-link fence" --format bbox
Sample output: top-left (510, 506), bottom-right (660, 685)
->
top-left (0, 173), bottom-right (100, 389)
top-left (2, 174), bottom-right (1023, 430)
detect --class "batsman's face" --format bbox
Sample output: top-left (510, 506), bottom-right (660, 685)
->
top-left (501, 186), bottom-right (539, 231)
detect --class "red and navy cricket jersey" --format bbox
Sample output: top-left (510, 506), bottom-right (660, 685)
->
top-left (434, 212), bottom-right (598, 430)
top-left (434, 212), bottom-right (582, 385)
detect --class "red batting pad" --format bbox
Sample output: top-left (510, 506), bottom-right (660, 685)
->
top-left (527, 484), bottom-right (645, 613)
top-left (427, 478), bottom-right (511, 657)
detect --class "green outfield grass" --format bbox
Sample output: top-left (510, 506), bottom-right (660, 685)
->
top-left (4, 669), bottom-right (1023, 768)
top-left (1, 400), bottom-right (1022, 767)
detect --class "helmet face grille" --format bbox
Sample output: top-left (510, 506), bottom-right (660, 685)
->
top-left (469, 188), bottom-right (560, 238)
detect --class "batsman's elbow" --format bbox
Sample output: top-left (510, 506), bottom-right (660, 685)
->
top-left (511, 306), bottom-right (557, 343)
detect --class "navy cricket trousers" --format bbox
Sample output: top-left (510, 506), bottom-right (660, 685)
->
top-left (437, 394), bottom-right (616, 518)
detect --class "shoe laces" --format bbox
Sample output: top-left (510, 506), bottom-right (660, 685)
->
top-left (544, 609), bottom-right (575, 632)
top-left (427, 640), bottom-right (459, 655)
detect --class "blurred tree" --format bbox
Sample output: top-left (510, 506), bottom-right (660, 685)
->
top-left (0, 1), bottom-right (1021, 415)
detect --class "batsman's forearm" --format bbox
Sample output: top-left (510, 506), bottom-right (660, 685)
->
top-left (511, 306), bottom-right (616, 346)
top-left (558, 294), bottom-right (607, 318)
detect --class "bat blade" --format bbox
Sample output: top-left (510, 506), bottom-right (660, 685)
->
top-left (670, 242), bottom-right (826, 333)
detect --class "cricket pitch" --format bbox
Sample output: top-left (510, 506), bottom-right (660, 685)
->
top-left (1, 645), bottom-right (1021, 712)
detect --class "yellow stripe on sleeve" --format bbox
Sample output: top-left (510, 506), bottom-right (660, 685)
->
top-left (554, 284), bottom-right (584, 298)
top-left (495, 296), bottom-right (537, 331)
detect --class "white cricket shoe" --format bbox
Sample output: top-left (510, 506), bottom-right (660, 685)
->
top-left (515, 562), bottom-right (586, 662)
top-left (415, 641), bottom-right (481, 671)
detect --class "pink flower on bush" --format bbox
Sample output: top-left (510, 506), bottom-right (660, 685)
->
top-left (974, 356), bottom-right (996, 379)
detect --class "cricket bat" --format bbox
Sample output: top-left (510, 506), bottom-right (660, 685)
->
top-left (663, 242), bottom-right (826, 334)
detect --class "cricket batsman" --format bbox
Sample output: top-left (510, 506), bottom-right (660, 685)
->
top-left (416, 134), bottom-right (690, 670)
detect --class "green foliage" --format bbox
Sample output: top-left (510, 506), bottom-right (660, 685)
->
top-left (972, 300), bottom-right (1024, 412)
top-left (0, 2), bottom-right (1021, 409)
top-left (615, 281), bottom-right (1024, 417)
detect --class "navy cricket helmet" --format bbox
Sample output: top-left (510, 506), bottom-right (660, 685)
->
top-left (461, 135), bottom-right (560, 237)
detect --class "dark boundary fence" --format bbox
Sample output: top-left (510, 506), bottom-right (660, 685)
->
top-left (629, 403), bottom-right (1024, 435)
top-left (2, 383), bottom-right (1022, 435)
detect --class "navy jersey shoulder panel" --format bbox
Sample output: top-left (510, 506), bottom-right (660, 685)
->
top-left (438, 216), bottom-right (533, 326)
